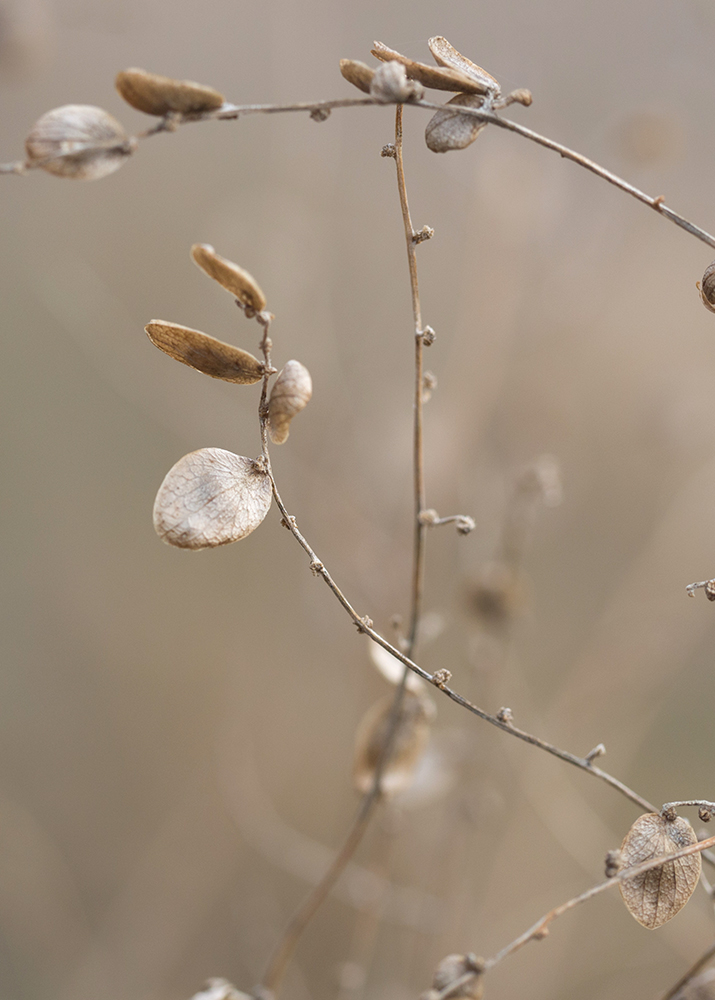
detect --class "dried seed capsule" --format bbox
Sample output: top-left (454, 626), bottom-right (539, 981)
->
top-left (427, 36), bottom-right (500, 96)
top-left (267, 360), bottom-right (312, 444)
top-left (371, 40), bottom-right (487, 95)
top-left (339, 59), bottom-right (375, 94)
top-left (190, 244), bottom-right (267, 314)
top-left (425, 94), bottom-right (486, 153)
top-left (618, 812), bottom-right (701, 928)
top-left (145, 320), bottom-right (264, 384)
top-left (115, 68), bottom-right (224, 116)
top-left (153, 448), bottom-right (272, 549)
top-left (699, 260), bottom-right (715, 313)
top-left (430, 954), bottom-right (485, 1000)
top-left (369, 61), bottom-right (424, 103)
top-left (25, 104), bottom-right (134, 180)
top-left (353, 690), bottom-right (434, 796)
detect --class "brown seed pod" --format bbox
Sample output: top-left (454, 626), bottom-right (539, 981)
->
top-left (699, 260), bottom-right (715, 313)
top-left (190, 244), bottom-right (267, 314)
top-left (427, 36), bottom-right (500, 95)
top-left (145, 320), bottom-right (263, 384)
top-left (267, 360), bottom-right (313, 444)
top-left (339, 59), bottom-right (375, 94)
top-left (115, 68), bottom-right (224, 117)
top-left (425, 94), bottom-right (486, 153)
top-left (371, 40), bottom-right (490, 95)
top-left (430, 954), bottom-right (485, 1000)
top-left (352, 690), bottom-right (434, 796)
top-left (25, 104), bottom-right (135, 180)
top-left (618, 812), bottom-right (701, 928)
top-left (153, 448), bottom-right (272, 549)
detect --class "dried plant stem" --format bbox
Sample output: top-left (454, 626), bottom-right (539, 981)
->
top-left (660, 941), bottom-right (715, 1000)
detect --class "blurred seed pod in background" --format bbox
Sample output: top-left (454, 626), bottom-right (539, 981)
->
top-left (25, 104), bottom-right (135, 179)
top-left (115, 67), bottom-right (225, 117)
top-left (353, 689), bottom-right (435, 796)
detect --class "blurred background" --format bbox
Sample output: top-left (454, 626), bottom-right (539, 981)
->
top-left (2, 1), bottom-right (715, 998)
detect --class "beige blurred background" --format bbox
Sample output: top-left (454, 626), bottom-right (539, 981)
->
top-left (3, 1), bottom-right (715, 998)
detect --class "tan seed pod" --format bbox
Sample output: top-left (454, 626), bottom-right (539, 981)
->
top-left (370, 61), bottom-right (424, 103)
top-left (145, 320), bottom-right (263, 384)
top-left (428, 36), bottom-right (500, 95)
top-left (618, 812), bottom-right (701, 929)
top-left (431, 955), bottom-right (485, 1000)
top-left (153, 448), bottom-right (272, 550)
top-left (699, 260), bottom-right (715, 313)
top-left (353, 690), bottom-right (434, 796)
top-left (115, 68), bottom-right (224, 117)
top-left (339, 59), bottom-right (375, 94)
top-left (25, 104), bottom-right (134, 180)
top-left (371, 40), bottom-right (488, 95)
top-left (425, 94), bottom-right (487, 153)
top-left (190, 244), bottom-right (267, 314)
top-left (267, 360), bottom-right (312, 444)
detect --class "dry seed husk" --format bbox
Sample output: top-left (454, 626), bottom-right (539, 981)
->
top-left (267, 360), bottom-right (313, 444)
top-left (339, 59), bottom-right (375, 94)
top-left (153, 448), bottom-right (272, 550)
top-left (371, 40), bottom-right (487, 95)
top-left (431, 955), bottom-right (484, 1000)
top-left (700, 261), bottom-right (715, 313)
top-left (145, 321), bottom-right (263, 384)
top-left (25, 105), bottom-right (134, 180)
top-left (353, 690), bottom-right (434, 796)
top-left (618, 812), bottom-right (701, 929)
top-left (428, 36), bottom-right (500, 95)
top-left (370, 61), bottom-right (424, 103)
top-left (191, 244), bottom-right (267, 313)
top-left (425, 94), bottom-right (487, 153)
top-left (115, 68), bottom-right (224, 116)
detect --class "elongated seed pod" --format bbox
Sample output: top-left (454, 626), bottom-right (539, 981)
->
top-left (700, 260), bottom-right (715, 313)
top-left (190, 244), bottom-right (267, 313)
top-left (339, 59), bottom-right (375, 94)
top-left (25, 105), bottom-right (134, 179)
top-left (115, 68), bottom-right (224, 116)
top-left (352, 690), bottom-right (434, 796)
top-left (153, 448), bottom-right (272, 549)
top-left (145, 321), bottom-right (264, 384)
top-left (425, 94), bottom-right (486, 153)
top-left (267, 360), bottom-right (312, 444)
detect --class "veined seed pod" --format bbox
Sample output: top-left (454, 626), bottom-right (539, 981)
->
top-left (699, 260), bottom-right (715, 313)
top-left (25, 104), bottom-right (135, 180)
top-left (267, 360), bottom-right (312, 444)
top-left (425, 94), bottom-right (486, 153)
top-left (153, 448), bottom-right (272, 549)
top-left (352, 690), bottom-right (435, 796)
top-left (115, 68), bottom-right (224, 117)
top-left (190, 244), bottom-right (267, 314)
top-left (618, 812), bottom-right (701, 928)
top-left (145, 320), bottom-right (264, 384)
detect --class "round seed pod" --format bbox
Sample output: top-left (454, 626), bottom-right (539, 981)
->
top-left (153, 448), bottom-right (272, 550)
top-left (25, 104), bottom-right (135, 179)
top-left (618, 812), bottom-right (701, 928)
top-left (145, 320), bottom-right (264, 384)
top-left (267, 360), bottom-right (312, 444)
top-left (115, 68), bottom-right (224, 116)
top-left (425, 94), bottom-right (486, 153)
top-left (430, 955), bottom-right (484, 1000)
top-left (352, 690), bottom-right (434, 796)
top-left (190, 244), bottom-right (267, 314)
top-left (700, 260), bottom-right (715, 313)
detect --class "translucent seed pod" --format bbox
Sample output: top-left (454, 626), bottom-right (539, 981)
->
top-left (190, 244), bottom-right (267, 314)
top-left (145, 320), bottom-right (264, 384)
top-left (618, 812), bottom-right (700, 928)
top-left (115, 68), bottom-right (224, 117)
top-left (339, 58), bottom-right (375, 94)
top-left (425, 94), bottom-right (486, 153)
top-left (352, 690), bottom-right (435, 796)
top-left (25, 104), bottom-right (135, 179)
top-left (267, 360), bottom-right (312, 444)
top-left (153, 448), bottom-right (272, 550)
top-left (699, 260), bottom-right (715, 313)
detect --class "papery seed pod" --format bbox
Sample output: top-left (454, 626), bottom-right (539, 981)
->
top-left (25, 104), bottom-right (134, 179)
top-left (190, 981), bottom-right (254, 1000)
top-left (367, 638), bottom-right (426, 694)
top-left (339, 58), bottom-right (375, 94)
top-left (699, 260), bottom-right (715, 313)
top-left (145, 320), bottom-right (263, 384)
top-left (428, 36), bottom-right (500, 96)
top-left (618, 812), bottom-right (701, 928)
top-left (371, 40), bottom-right (487, 95)
top-left (153, 448), bottom-right (272, 549)
top-left (115, 68), bottom-right (224, 117)
top-left (353, 690), bottom-right (434, 796)
top-left (431, 954), bottom-right (485, 1000)
top-left (369, 61), bottom-right (424, 103)
top-left (425, 94), bottom-right (486, 153)
top-left (191, 244), bottom-right (267, 314)
top-left (267, 360), bottom-right (312, 444)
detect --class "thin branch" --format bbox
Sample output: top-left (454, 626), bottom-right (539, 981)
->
top-left (661, 941), bottom-right (715, 1000)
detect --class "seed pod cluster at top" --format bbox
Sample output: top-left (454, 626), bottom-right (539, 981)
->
top-left (116, 68), bottom-right (225, 117)
top-left (25, 104), bottom-right (135, 180)
top-left (267, 360), bottom-right (313, 444)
